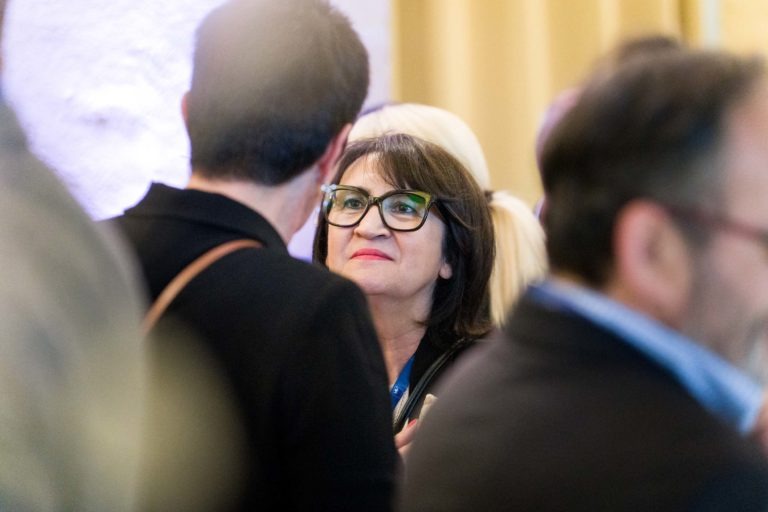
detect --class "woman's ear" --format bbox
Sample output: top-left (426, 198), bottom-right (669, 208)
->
top-left (439, 260), bottom-right (453, 279)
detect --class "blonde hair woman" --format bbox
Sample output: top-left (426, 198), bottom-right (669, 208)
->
top-left (350, 103), bottom-right (546, 326)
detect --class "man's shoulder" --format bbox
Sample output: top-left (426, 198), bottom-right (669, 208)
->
top-left (404, 330), bottom-right (768, 511)
top-left (404, 296), bottom-right (768, 511)
top-left (231, 248), bottom-right (360, 296)
top-left (197, 249), bottom-right (370, 334)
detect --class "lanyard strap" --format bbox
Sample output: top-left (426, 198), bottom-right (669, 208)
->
top-left (390, 356), bottom-right (415, 410)
top-left (391, 338), bottom-right (470, 433)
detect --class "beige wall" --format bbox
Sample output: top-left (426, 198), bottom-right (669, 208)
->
top-left (391, 0), bottom-right (768, 206)
top-left (720, 1), bottom-right (768, 53)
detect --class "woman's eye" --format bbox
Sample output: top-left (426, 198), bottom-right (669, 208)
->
top-left (389, 201), bottom-right (417, 215)
top-left (341, 197), bottom-right (365, 210)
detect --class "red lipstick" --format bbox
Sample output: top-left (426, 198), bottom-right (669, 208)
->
top-left (351, 248), bottom-right (392, 260)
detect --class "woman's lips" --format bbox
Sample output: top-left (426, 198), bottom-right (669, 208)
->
top-left (351, 248), bottom-right (392, 260)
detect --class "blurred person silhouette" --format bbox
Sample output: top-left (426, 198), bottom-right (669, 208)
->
top-left (0, 0), bottom-right (146, 510)
top-left (534, 35), bottom-right (684, 221)
top-left (349, 103), bottom-right (547, 327)
top-left (402, 46), bottom-right (768, 511)
top-left (532, 87), bottom-right (580, 220)
top-left (109, 0), bottom-right (396, 510)
top-left (313, 133), bottom-right (495, 454)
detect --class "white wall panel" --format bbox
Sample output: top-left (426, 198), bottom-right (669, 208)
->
top-left (4, 0), bottom-right (390, 220)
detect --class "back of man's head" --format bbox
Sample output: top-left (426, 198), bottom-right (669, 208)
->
top-left (541, 48), bottom-right (765, 286)
top-left (186, 0), bottom-right (369, 185)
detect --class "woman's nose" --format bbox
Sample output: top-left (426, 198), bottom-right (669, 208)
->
top-left (354, 204), bottom-right (390, 238)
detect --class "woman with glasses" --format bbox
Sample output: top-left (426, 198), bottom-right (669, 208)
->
top-left (313, 133), bottom-right (494, 453)
top-left (348, 103), bottom-right (547, 327)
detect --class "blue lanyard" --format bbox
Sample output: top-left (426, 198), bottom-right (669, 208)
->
top-left (390, 356), bottom-right (415, 410)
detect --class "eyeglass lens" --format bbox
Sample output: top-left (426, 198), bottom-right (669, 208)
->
top-left (326, 188), bottom-right (430, 231)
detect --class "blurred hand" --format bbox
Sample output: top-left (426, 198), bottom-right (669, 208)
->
top-left (420, 393), bottom-right (437, 418)
top-left (753, 397), bottom-right (768, 458)
top-left (395, 419), bottom-right (419, 459)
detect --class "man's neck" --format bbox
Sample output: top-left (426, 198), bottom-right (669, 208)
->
top-left (555, 270), bottom-right (686, 333)
top-left (186, 171), bottom-right (319, 244)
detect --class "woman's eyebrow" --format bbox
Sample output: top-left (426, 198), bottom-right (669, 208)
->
top-left (339, 183), bottom-right (371, 194)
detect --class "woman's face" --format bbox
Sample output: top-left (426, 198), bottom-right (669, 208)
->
top-left (326, 157), bottom-right (452, 310)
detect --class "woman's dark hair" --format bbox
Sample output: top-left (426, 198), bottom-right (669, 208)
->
top-left (314, 133), bottom-right (495, 343)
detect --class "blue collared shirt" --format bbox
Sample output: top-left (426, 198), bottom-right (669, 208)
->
top-left (527, 279), bottom-right (765, 433)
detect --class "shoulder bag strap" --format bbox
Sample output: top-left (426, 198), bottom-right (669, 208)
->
top-left (392, 338), bottom-right (470, 433)
top-left (142, 238), bottom-right (262, 335)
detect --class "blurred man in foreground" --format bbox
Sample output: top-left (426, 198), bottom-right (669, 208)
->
top-left (402, 46), bottom-right (768, 511)
top-left (111, 0), bottom-right (396, 510)
top-left (0, 1), bottom-right (145, 510)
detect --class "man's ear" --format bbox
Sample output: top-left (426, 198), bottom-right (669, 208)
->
top-left (612, 199), bottom-right (691, 324)
top-left (181, 92), bottom-right (190, 127)
top-left (315, 123), bottom-right (353, 184)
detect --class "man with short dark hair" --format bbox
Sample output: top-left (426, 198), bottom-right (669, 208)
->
top-left (401, 46), bottom-right (768, 511)
top-left (111, 0), bottom-right (396, 510)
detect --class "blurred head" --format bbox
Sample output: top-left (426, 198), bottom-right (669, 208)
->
top-left (535, 36), bottom-right (684, 215)
top-left (185, 0), bottom-right (369, 185)
top-left (600, 34), bottom-right (684, 71)
top-left (535, 88), bottom-right (581, 172)
top-left (349, 103), bottom-right (546, 326)
top-left (0, 0), bottom-right (7, 72)
top-left (542, 47), bottom-right (768, 372)
top-left (314, 134), bottom-right (494, 341)
top-left (350, 103), bottom-right (491, 188)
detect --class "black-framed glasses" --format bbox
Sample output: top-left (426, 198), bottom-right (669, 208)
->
top-left (321, 184), bottom-right (436, 232)
top-left (665, 205), bottom-right (768, 251)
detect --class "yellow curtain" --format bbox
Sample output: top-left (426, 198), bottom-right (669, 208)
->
top-left (391, 0), bottom-right (768, 205)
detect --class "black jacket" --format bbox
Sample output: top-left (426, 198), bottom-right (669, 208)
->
top-left (112, 183), bottom-right (396, 511)
top-left (393, 331), bottom-right (475, 432)
top-left (401, 290), bottom-right (768, 511)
